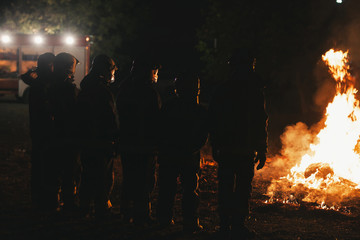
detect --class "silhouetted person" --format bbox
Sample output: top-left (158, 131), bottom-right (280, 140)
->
top-left (77, 54), bottom-right (119, 218)
top-left (116, 55), bottom-right (161, 226)
top-left (157, 73), bottom-right (208, 233)
top-left (48, 52), bottom-right (80, 213)
top-left (21, 52), bottom-right (55, 211)
top-left (208, 49), bottom-right (268, 239)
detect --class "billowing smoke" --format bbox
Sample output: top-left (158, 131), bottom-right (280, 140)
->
top-left (257, 121), bottom-right (322, 181)
top-left (258, 48), bottom-right (360, 208)
top-left (260, 118), bottom-right (360, 206)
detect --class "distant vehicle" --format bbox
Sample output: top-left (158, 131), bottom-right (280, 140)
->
top-left (0, 33), bottom-right (91, 103)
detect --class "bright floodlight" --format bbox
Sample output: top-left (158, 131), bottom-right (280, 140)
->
top-left (65, 36), bottom-right (75, 45)
top-left (1, 35), bottom-right (11, 43)
top-left (34, 36), bottom-right (43, 44)
top-left (336, 0), bottom-right (342, 3)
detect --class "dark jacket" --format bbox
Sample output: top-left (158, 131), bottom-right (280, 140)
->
top-left (116, 78), bottom-right (161, 153)
top-left (77, 73), bottom-right (119, 151)
top-left (21, 70), bottom-right (53, 141)
top-left (48, 76), bottom-right (79, 144)
top-left (209, 70), bottom-right (268, 157)
top-left (159, 96), bottom-right (208, 159)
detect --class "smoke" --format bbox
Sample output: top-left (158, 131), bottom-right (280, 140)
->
top-left (254, 2), bottom-right (360, 208)
top-left (327, 1), bottom-right (360, 91)
top-left (259, 104), bottom-right (360, 206)
top-left (258, 121), bottom-right (322, 181)
top-left (313, 64), bottom-right (337, 112)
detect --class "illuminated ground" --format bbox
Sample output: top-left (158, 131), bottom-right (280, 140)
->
top-left (0, 95), bottom-right (359, 240)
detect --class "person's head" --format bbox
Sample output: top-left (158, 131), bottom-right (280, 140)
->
top-left (174, 73), bottom-right (200, 102)
top-left (130, 53), bottom-right (160, 84)
top-left (54, 52), bottom-right (79, 82)
top-left (37, 52), bottom-right (55, 75)
top-left (90, 54), bottom-right (117, 83)
top-left (228, 48), bottom-right (255, 73)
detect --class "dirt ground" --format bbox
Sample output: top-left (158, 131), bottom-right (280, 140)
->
top-left (0, 95), bottom-right (360, 240)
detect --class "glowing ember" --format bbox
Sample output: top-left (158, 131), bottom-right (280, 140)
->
top-left (267, 49), bottom-right (360, 207)
top-left (200, 158), bottom-right (217, 168)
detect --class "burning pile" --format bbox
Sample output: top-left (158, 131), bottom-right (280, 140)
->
top-left (267, 49), bottom-right (360, 208)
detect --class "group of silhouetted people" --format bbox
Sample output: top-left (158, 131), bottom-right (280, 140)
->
top-left (23, 48), bottom-right (268, 240)
top-left (23, 52), bottom-right (80, 214)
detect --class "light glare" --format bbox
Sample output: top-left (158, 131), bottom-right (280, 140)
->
top-left (1, 35), bottom-right (11, 43)
top-left (34, 36), bottom-right (43, 44)
top-left (336, 0), bottom-right (342, 3)
top-left (65, 36), bottom-right (75, 45)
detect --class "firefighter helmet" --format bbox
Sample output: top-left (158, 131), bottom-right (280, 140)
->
top-left (91, 54), bottom-right (117, 74)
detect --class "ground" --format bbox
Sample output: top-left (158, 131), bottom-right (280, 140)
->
top-left (0, 95), bottom-right (359, 240)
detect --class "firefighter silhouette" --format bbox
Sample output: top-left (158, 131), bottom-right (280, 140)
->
top-left (156, 72), bottom-right (208, 233)
top-left (48, 52), bottom-right (81, 213)
top-left (208, 48), bottom-right (268, 239)
top-left (21, 52), bottom-right (55, 211)
top-left (77, 54), bottom-right (119, 218)
top-left (116, 54), bottom-right (161, 226)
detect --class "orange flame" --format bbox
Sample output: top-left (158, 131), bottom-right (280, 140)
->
top-left (322, 49), bottom-right (350, 83)
top-left (267, 49), bottom-right (360, 207)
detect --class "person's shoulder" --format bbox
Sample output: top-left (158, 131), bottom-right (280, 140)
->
top-left (21, 70), bottom-right (38, 86)
top-left (117, 79), bottom-right (136, 96)
top-left (79, 74), bottom-right (92, 90)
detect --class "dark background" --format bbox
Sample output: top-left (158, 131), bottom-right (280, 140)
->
top-left (1, 2), bottom-right (360, 239)
top-left (2, 0), bottom-right (360, 153)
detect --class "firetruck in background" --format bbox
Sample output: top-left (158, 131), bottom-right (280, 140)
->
top-left (0, 33), bottom-right (91, 102)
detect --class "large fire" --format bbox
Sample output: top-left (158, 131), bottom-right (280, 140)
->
top-left (267, 49), bottom-right (360, 208)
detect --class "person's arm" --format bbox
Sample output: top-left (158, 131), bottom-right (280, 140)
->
top-left (254, 88), bottom-right (268, 170)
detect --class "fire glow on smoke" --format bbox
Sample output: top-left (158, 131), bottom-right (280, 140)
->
top-left (267, 49), bottom-right (360, 208)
